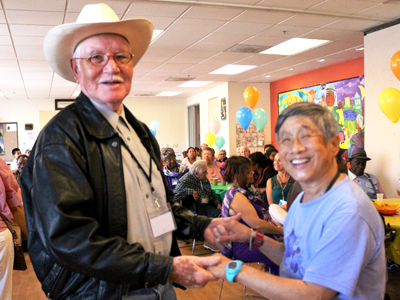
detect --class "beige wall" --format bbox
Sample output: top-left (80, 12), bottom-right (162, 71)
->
top-left (365, 24), bottom-right (400, 198)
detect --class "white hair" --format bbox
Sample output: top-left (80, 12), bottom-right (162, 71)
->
top-left (190, 160), bottom-right (207, 175)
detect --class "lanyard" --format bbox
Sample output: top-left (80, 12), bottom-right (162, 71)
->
top-left (117, 130), bottom-right (160, 208)
top-left (301, 171), bottom-right (340, 203)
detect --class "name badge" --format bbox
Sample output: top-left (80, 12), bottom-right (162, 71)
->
top-left (172, 178), bottom-right (179, 186)
top-left (149, 208), bottom-right (176, 238)
top-left (201, 198), bottom-right (209, 204)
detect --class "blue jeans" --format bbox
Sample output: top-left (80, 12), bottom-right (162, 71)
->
top-left (123, 282), bottom-right (176, 300)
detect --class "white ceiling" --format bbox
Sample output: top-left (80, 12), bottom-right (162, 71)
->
top-left (0, 0), bottom-right (399, 99)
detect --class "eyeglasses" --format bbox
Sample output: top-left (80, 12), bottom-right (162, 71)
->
top-left (74, 52), bottom-right (134, 66)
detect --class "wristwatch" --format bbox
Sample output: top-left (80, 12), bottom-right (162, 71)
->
top-left (226, 260), bottom-right (243, 282)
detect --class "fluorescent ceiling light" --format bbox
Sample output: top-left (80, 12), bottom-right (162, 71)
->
top-left (178, 81), bottom-right (213, 88)
top-left (156, 91), bottom-right (183, 97)
top-left (318, 59), bottom-right (325, 62)
top-left (260, 38), bottom-right (330, 56)
top-left (265, 75), bottom-right (270, 78)
top-left (152, 29), bottom-right (163, 41)
top-left (210, 64), bottom-right (256, 75)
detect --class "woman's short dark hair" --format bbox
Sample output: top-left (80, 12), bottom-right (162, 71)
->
top-left (249, 152), bottom-right (270, 169)
top-left (223, 156), bottom-right (251, 188)
top-left (187, 146), bottom-right (195, 153)
top-left (265, 147), bottom-right (278, 159)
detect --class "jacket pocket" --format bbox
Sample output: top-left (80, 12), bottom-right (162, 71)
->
top-left (41, 263), bottom-right (70, 299)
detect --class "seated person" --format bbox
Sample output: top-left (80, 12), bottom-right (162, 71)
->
top-left (181, 147), bottom-right (200, 169)
top-left (202, 147), bottom-right (222, 182)
top-left (221, 156), bottom-right (283, 275)
top-left (181, 150), bottom-right (187, 159)
top-left (163, 153), bottom-right (188, 190)
top-left (10, 148), bottom-right (21, 172)
top-left (249, 152), bottom-right (277, 202)
top-left (266, 153), bottom-right (295, 206)
top-left (13, 154), bottom-right (28, 185)
top-left (239, 145), bottom-right (250, 158)
top-left (265, 147), bottom-right (278, 162)
top-left (348, 148), bottom-right (386, 199)
top-left (263, 143), bottom-right (276, 155)
top-left (173, 161), bottom-right (221, 218)
top-left (217, 149), bottom-right (228, 163)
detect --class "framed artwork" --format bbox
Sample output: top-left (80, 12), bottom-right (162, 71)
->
top-left (278, 76), bottom-right (365, 155)
top-left (221, 97), bottom-right (227, 120)
top-left (55, 99), bottom-right (75, 110)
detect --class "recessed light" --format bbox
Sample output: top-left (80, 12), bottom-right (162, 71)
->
top-left (260, 38), bottom-right (330, 56)
top-left (265, 75), bottom-right (271, 78)
top-left (152, 29), bottom-right (163, 41)
top-left (210, 64), bottom-right (256, 75)
top-left (356, 47), bottom-right (364, 51)
top-left (178, 81), bottom-right (213, 88)
top-left (289, 68), bottom-right (294, 71)
top-left (156, 91), bottom-right (183, 97)
top-left (318, 59), bottom-right (325, 62)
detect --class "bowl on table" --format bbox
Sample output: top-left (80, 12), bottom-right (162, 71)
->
top-left (372, 199), bottom-right (400, 215)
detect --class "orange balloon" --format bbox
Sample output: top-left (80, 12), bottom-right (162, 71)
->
top-left (390, 51), bottom-right (400, 81)
top-left (243, 87), bottom-right (259, 109)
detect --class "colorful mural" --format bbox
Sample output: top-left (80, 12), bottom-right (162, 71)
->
top-left (278, 76), bottom-right (365, 155)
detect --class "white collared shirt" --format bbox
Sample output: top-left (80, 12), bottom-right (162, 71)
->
top-left (90, 100), bottom-right (172, 256)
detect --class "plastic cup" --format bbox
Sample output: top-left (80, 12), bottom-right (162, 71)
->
top-left (377, 193), bottom-right (383, 202)
top-left (221, 181), bottom-right (226, 186)
top-left (213, 178), bottom-right (218, 185)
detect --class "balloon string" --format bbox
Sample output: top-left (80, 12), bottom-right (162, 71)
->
top-left (391, 123), bottom-right (398, 135)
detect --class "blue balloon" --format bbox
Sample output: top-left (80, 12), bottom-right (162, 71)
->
top-left (236, 107), bottom-right (253, 130)
top-left (150, 129), bottom-right (157, 136)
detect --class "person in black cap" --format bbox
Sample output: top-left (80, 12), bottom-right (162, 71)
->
top-left (348, 148), bottom-right (386, 200)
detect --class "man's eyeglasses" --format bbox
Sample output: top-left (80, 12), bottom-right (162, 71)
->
top-left (74, 52), bottom-right (134, 66)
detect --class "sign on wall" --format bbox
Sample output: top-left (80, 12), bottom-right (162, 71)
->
top-left (278, 76), bottom-right (365, 155)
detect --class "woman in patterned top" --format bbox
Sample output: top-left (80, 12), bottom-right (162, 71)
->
top-left (221, 156), bottom-right (283, 275)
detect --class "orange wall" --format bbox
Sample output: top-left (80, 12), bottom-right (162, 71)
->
top-left (269, 57), bottom-right (364, 146)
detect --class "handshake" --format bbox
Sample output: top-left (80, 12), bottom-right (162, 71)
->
top-left (169, 213), bottom-right (252, 288)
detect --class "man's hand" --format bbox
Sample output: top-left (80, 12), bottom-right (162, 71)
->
top-left (206, 253), bottom-right (231, 279)
top-left (213, 218), bottom-right (252, 244)
top-left (169, 255), bottom-right (220, 288)
top-left (203, 214), bottom-right (242, 250)
top-left (193, 190), bottom-right (198, 201)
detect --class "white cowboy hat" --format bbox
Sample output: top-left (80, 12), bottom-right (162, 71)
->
top-left (43, 3), bottom-right (154, 82)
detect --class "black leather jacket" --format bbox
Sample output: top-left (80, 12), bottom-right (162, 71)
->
top-left (20, 93), bottom-right (212, 300)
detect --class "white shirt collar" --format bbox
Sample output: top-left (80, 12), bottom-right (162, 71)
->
top-left (89, 99), bottom-right (125, 130)
top-left (347, 169), bottom-right (357, 180)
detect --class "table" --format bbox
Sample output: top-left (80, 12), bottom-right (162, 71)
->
top-left (211, 182), bottom-right (231, 203)
top-left (382, 198), bottom-right (400, 264)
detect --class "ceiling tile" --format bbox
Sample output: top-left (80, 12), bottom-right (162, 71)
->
top-left (309, 0), bottom-right (378, 14)
top-left (7, 10), bottom-right (64, 25)
top-left (323, 18), bottom-right (383, 31)
top-left (257, 0), bottom-right (326, 10)
top-left (215, 21), bottom-right (272, 36)
top-left (168, 18), bottom-right (226, 33)
top-left (355, 3), bottom-right (400, 19)
top-left (242, 35), bottom-right (289, 47)
top-left (0, 60), bottom-right (19, 71)
top-left (13, 36), bottom-right (44, 46)
top-left (205, 52), bottom-right (254, 65)
top-left (187, 41), bottom-right (237, 52)
top-left (122, 16), bottom-right (176, 30)
top-left (168, 50), bottom-right (219, 64)
top-left (301, 28), bottom-right (356, 40)
top-left (141, 48), bottom-right (182, 63)
top-left (279, 14), bottom-right (340, 28)
top-left (3, 0), bottom-right (66, 11)
top-left (0, 10), bottom-right (6, 23)
top-left (0, 71), bottom-right (22, 79)
top-left (2, 91), bottom-right (27, 99)
top-left (22, 72), bottom-right (53, 80)
top-left (237, 53), bottom-right (285, 65)
top-left (15, 45), bottom-right (46, 60)
top-left (200, 32), bottom-right (255, 45)
top-left (151, 30), bottom-right (210, 50)
top-left (18, 60), bottom-right (53, 72)
top-left (0, 24), bottom-right (9, 35)
top-left (126, 2), bottom-right (190, 18)
top-left (0, 35), bottom-right (12, 45)
top-left (258, 24), bottom-right (316, 37)
top-left (182, 6), bottom-right (243, 21)
top-left (68, 0), bottom-right (130, 14)
top-left (9, 24), bottom-right (53, 36)
top-left (232, 10), bottom-right (294, 24)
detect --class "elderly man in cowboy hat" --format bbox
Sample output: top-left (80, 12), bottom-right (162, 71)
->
top-left (20, 4), bottom-right (239, 300)
top-left (206, 102), bottom-right (385, 300)
top-left (348, 148), bottom-right (386, 200)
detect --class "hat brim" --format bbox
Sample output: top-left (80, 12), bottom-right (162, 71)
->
top-left (348, 156), bottom-right (371, 161)
top-left (43, 18), bottom-right (154, 82)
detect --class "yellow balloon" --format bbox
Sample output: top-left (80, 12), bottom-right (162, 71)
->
top-left (204, 132), bottom-right (216, 146)
top-left (379, 88), bottom-right (400, 123)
